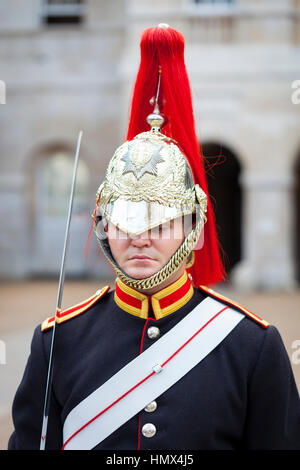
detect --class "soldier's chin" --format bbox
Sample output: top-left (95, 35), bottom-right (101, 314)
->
top-left (122, 263), bottom-right (159, 280)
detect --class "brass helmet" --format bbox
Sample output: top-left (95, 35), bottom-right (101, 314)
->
top-left (96, 130), bottom-right (207, 237)
top-left (94, 113), bottom-right (207, 290)
top-left (93, 25), bottom-right (224, 290)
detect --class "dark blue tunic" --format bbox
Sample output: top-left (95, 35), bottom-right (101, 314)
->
top-left (8, 288), bottom-right (300, 450)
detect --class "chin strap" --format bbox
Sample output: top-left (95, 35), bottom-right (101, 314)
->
top-left (95, 208), bottom-right (205, 291)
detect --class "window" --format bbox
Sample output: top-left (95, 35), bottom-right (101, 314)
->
top-left (35, 151), bottom-right (90, 218)
top-left (188, 0), bottom-right (236, 20)
top-left (41, 0), bottom-right (84, 26)
top-left (193, 0), bottom-right (233, 3)
top-left (187, 0), bottom-right (236, 41)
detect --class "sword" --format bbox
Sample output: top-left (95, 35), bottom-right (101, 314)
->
top-left (40, 130), bottom-right (83, 450)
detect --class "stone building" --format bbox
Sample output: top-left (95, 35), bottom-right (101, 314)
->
top-left (0, 0), bottom-right (299, 290)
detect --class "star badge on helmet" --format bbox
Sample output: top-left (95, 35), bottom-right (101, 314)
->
top-left (121, 142), bottom-right (164, 180)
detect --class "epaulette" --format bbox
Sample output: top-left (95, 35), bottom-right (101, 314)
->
top-left (41, 285), bottom-right (110, 332)
top-left (199, 285), bottom-right (269, 328)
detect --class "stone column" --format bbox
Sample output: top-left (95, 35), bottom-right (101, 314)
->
top-left (231, 171), bottom-right (296, 291)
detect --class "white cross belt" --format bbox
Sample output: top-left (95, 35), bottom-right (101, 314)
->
top-left (62, 296), bottom-right (244, 450)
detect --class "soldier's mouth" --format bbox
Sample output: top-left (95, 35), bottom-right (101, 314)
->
top-left (129, 255), bottom-right (154, 260)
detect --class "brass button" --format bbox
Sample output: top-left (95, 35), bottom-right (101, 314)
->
top-left (147, 326), bottom-right (160, 339)
top-left (142, 423), bottom-right (156, 438)
top-left (144, 401), bottom-right (157, 413)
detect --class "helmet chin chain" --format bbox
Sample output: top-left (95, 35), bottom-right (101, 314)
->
top-left (95, 210), bottom-right (205, 291)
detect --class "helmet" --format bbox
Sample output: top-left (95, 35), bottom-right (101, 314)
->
top-left (93, 25), bottom-right (225, 290)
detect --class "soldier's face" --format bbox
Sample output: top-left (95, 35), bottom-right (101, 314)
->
top-left (107, 217), bottom-right (186, 281)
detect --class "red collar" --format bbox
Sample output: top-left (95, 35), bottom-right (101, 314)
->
top-left (114, 271), bottom-right (194, 320)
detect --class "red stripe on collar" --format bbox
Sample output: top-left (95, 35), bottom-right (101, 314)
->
top-left (114, 271), bottom-right (194, 320)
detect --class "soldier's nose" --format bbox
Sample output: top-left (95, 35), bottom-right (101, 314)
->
top-left (130, 232), bottom-right (151, 247)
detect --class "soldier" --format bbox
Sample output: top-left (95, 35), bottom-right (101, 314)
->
top-left (8, 25), bottom-right (300, 450)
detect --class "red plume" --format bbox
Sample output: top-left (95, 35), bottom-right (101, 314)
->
top-left (127, 26), bottom-right (225, 287)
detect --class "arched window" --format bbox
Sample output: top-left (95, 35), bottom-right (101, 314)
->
top-left (32, 148), bottom-right (91, 276)
top-left (36, 150), bottom-right (89, 219)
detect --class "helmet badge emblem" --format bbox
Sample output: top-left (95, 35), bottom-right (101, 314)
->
top-left (121, 142), bottom-right (164, 180)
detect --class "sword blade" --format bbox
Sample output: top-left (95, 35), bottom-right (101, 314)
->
top-left (40, 130), bottom-right (83, 450)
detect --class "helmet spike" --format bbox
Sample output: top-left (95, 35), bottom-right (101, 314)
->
top-left (146, 67), bottom-right (165, 132)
